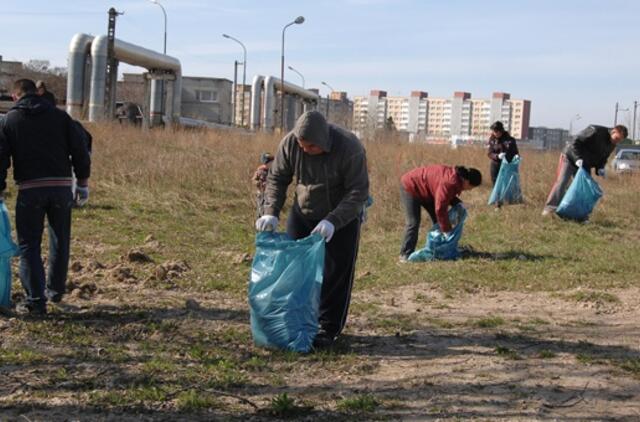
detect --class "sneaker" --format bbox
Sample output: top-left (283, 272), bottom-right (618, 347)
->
top-left (15, 301), bottom-right (47, 316)
top-left (312, 330), bottom-right (336, 350)
top-left (541, 208), bottom-right (554, 217)
top-left (398, 255), bottom-right (409, 264)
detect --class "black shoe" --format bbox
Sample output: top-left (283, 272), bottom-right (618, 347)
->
top-left (46, 289), bottom-right (64, 304)
top-left (15, 301), bottom-right (47, 316)
top-left (313, 330), bottom-right (336, 350)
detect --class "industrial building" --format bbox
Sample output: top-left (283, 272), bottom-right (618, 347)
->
top-left (529, 127), bottom-right (570, 150)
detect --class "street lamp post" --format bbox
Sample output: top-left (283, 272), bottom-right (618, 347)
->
top-left (569, 114), bottom-right (581, 136)
top-left (632, 101), bottom-right (638, 140)
top-left (321, 81), bottom-right (334, 123)
top-left (280, 16), bottom-right (305, 132)
top-left (223, 34), bottom-right (247, 127)
top-left (287, 65), bottom-right (305, 88)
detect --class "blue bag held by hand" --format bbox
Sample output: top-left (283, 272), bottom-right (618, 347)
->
top-left (249, 232), bottom-right (325, 353)
top-left (0, 202), bottom-right (19, 308)
top-left (408, 204), bottom-right (467, 262)
top-left (488, 156), bottom-right (523, 205)
top-left (556, 167), bottom-right (603, 221)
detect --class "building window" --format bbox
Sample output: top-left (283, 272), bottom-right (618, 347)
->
top-left (196, 90), bottom-right (217, 103)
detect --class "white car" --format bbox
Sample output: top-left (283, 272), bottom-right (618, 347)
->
top-left (612, 149), bottom-right (640, 174)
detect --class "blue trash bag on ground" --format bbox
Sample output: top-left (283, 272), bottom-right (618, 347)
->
top-left (249, 232), bottom-right (325, 353)
top-left (488, 156), bottom-right (523, 205)
top-left (408, 204), bottom-right (468, 262)
top-left (556, 167), bottom-right (603, 221)
top-left (0, 202), bottom-right (19, 308)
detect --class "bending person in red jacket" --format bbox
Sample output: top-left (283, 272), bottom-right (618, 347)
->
top-left (400, 165), bottom-right (482, 260)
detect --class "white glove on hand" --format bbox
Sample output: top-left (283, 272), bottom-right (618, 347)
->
top-left (255, 215), bottom-right (278, 231)
top-left (311, 219), bottom-right (335, 242)
top-left (575, 159), bottom-right (584, 168)
top-left (597, 168), bottom-right (606, 178)
top-left (498, 152), bottom-right (506, 160)
top-left (75, 186), bottom-right (89, 207)
top-left (514, 154), bottom-right (520, 160)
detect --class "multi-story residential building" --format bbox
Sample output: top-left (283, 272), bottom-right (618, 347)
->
top-left (353, 90), bottom-right (531, 141)
top-left (529, 127), bottom-right (570, 150)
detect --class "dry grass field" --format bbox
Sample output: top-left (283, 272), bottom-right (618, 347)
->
top-left (0, 123), bottom-right (639, 421)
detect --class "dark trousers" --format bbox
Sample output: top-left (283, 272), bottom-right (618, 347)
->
top-left (16, 187), bottom-right (73, 307)
top-left (544, 154), bottom-right (578, 210)
top-left (490, 160), bottom-right (502, 186)
top-left (287, 205), bottom-right (361, 337)
top-left (400, 187), bottom-right (437, 258)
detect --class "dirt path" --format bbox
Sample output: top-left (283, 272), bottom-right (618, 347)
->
top-left (1, 276), bottom-right (639, 421)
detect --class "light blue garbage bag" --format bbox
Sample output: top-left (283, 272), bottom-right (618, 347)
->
top-left (408, 204), bottom-right (467, 262)
top-left (488, 156), bottom-right (523, 205)
top-left (0, 202), bottom-right (19, 308)
top-left (249, 232), bottom-right (325, 353)
top-left (556, 167), bottom-right (603, 221)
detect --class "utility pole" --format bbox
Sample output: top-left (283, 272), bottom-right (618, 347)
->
top-left (105, 7), bottom-right (123, 119)
top-left (633, 101), bottom-right (638, 140)
top-left (614, 102), bottom-right (619, 126)
top-left (232, 60), bottom-right (239, 126)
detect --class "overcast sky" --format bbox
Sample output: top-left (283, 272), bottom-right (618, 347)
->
top-left (1, 0), bottom-right (639, 131)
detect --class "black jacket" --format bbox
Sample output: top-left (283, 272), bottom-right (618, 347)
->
top-left (0, 94), bottom-right (91, 191)
top-left (487, 132), bottom-right (519, 163)
top-left (564, 125), bottom-right (614, 171)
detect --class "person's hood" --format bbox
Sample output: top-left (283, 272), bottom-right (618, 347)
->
top-left (293, 110), bottom-right (331, 152)
top-left (10, 94), bottom-right (52, 116)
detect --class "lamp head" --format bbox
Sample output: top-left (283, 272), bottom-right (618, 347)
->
top-left (222, 33), bottom-right (230, 38)
top-left (294, 16), bottom-right (305, 24)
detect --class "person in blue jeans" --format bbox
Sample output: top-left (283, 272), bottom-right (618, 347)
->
top-left (0, 79), bottom-right (91, 315)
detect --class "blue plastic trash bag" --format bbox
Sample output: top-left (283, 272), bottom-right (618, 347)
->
top-left (488, 156), bottom-right (523, 205)
top-left (408, 204), bottom-right (467, 262)
top-left (556, 167), bottom-right (603, 221)
top-left (0, 202), bottom-right (19, 308)
top-left (249, 232), bottom-right (325, 353)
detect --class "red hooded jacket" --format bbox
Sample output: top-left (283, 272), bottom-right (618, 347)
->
top-left (401, 165), bottom-right (463, 232)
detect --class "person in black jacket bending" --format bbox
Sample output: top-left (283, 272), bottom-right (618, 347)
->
top-left (487, 121), bottom-right (519, 186)
top-left (0, 79), bottom-right (91, 315)
top-left (542, 124), bottom-right (627, 216)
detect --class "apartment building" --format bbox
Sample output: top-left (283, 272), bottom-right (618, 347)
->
top-left (353, 90), bottom-right (531, 140)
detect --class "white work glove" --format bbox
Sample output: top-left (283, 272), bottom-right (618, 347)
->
top-left (75, 186), bottom-right (89, 207)
top-left (575, 159), bottom-right (584, 168)
top-left (311, 219), bottom-right (335, 242)
top-left (514, 154), bottom-right (520, 160)
top-left (596, 168), bottom-right (606, 178)
top-left (498, 152), bottom-right (506, 160)
top-left (255, 215), bottom-right (278, 231)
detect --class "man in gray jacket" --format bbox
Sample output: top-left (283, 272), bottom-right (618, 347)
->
top-left (256, 111), bottom-right (369, 348)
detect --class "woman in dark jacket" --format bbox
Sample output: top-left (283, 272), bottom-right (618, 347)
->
top-left (487, 121), bottom-right (519, 185)
top-left (399, 165), bottom-right (482, 260)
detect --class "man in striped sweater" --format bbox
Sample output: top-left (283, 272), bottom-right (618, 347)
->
top-left (0, 79), bottom-right (91, 315)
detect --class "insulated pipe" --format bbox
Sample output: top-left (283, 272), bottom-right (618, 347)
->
top-left (66, 33), bottom-right (94, 118)
top-left (250, 75), bottom-right (264, 130)
top-left (88, 35), bottom-right (109, 122)
top-left (262, 76), bottom-right (319, 132)
top-left (87, 34), bottom-right (183, 122)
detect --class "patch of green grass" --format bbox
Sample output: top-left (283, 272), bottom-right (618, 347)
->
top-left (0, 349), bottom-right (49, 365)
top-left (564, 290), bottom-right (621, 304)
top-left (494, 346), bottom-right (521, 360)
top-left (268, 393), bottom-right (312, 418)
top-left (537, 349), bottom-right (557, 359)
top-left (337, 394), bottom-right (380, 413)
top-left (614, 358), bottom-right (640, 377)
top-left (473, 316), bottom-right (506, 329)
top-left (175, 389), bottom-right (219, 411)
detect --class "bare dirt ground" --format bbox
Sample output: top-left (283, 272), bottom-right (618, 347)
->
top-left (2, 266), bottom-right (639, 421)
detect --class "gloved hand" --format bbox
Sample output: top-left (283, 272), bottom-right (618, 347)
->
top-left (498, 152), bottom-right (506, 160)
top-left (575, 159), bottom-right (584, 168)
top-left (255, 215), bottom-right (278, 231)
top-left (75, 186), bottom-right (89, 207)
top-left (514, 154), bottom-right (520, 160)
top-left (596, 168), bottom-right (606, 178)
top-left (311, 219), bottom-right (335, 242)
